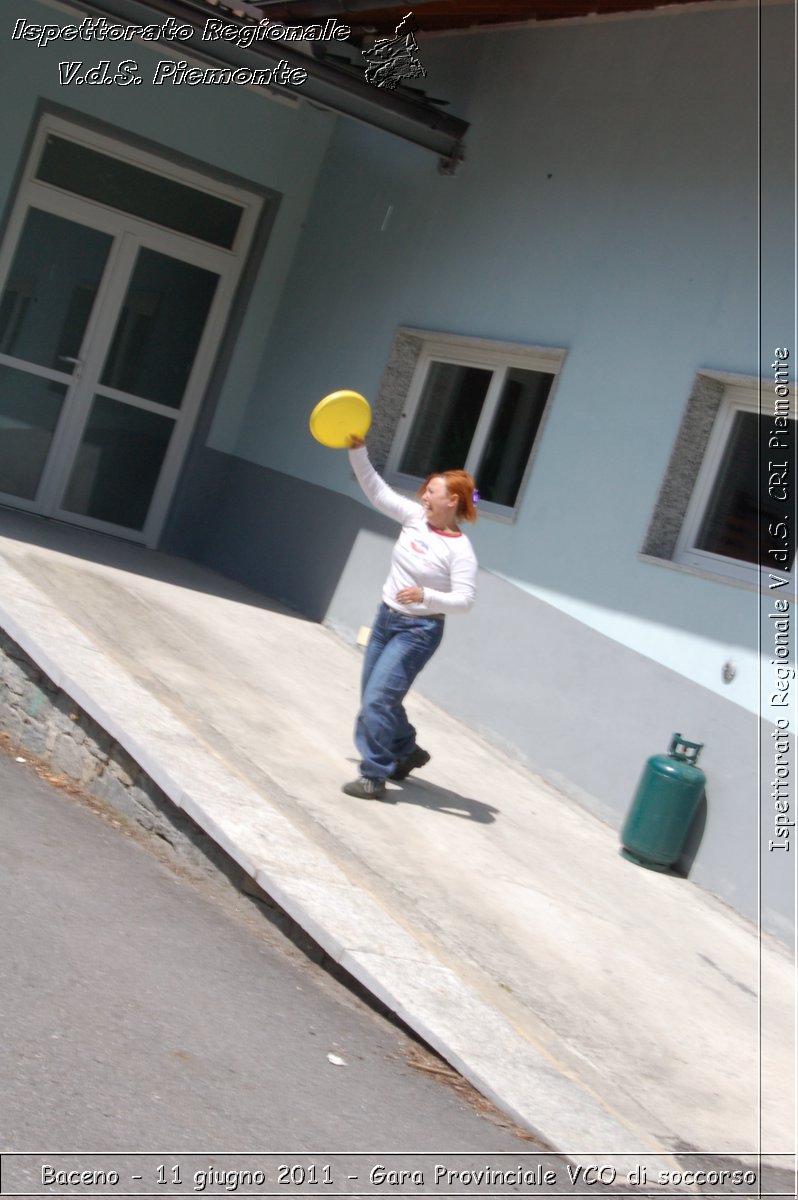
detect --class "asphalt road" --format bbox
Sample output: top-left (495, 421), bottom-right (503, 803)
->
top-left (0, 746), bottom-right (569, 1197)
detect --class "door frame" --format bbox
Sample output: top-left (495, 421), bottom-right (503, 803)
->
top-left (0, 112), bottom-right (264, 546)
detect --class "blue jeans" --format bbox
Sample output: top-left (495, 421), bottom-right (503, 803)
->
top-left (356, 603), bottom-right (445, 781)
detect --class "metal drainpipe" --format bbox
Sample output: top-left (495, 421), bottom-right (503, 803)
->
top-left (221, 0), bottom-right (469, 168)
top-left (231, 0), bottom-right (468, 168)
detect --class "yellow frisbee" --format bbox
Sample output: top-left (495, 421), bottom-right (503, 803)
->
top-left (309, 390), bottom-right (371, 448)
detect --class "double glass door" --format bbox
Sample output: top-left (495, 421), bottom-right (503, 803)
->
top-left (0, 121), bottom-right (260, 543)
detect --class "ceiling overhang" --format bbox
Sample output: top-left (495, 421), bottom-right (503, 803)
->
top-left (45, 0), bottom-right (752, 167)
top-left (50, 0), bottom-right (470, 167)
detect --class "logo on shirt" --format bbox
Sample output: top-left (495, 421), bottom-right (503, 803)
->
top-left (410, 539), bottom-right (429, 555)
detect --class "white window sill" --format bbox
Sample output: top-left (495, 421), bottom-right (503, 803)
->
top-left (638, 553), bottom-right (796, 599)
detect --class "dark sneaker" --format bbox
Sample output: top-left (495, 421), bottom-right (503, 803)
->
top-left (342, 776), bottom-right (386, 800)
top-left (390, 746), bottom-right (430, 781)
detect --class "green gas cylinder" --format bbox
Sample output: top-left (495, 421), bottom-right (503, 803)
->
top-left (621, 734), bottom-right (705, 871)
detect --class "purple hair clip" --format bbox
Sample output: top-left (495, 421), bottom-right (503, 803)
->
top-left (472, 488), bottom-right (480, 506)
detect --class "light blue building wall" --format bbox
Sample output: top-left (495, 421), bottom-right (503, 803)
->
top-left (187, 3), bottom-right (791, 935)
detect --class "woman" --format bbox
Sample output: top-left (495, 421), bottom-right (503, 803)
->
top-left (343, 435), bottom-right (478, 800)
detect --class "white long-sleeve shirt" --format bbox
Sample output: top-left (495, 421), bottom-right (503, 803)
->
top-left (349, 446), bottom-right (477, 617)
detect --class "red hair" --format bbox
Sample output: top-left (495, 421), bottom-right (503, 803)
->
top-left (418, 470), bottom-right (478, 523)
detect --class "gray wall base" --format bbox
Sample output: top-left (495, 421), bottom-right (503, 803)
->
top-left (162, 449), bottom-right (390, 621)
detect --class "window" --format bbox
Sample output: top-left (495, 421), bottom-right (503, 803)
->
top-left (36, 136), bottom-right (244, 249)
top-left (644, 374), bottom-right (796, 590)
top-left (379, 331), bottom-right (562, 517)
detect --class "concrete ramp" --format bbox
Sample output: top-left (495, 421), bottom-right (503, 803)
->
top-left (0, 510), bottom-right (792, 1180)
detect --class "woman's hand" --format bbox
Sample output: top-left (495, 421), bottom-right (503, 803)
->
top-left (396, 586), bottom-right (424, 605)
top-left (347, 435), bottom-right (365, 449)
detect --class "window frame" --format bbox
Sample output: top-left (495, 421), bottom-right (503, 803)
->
top-left (382, 332), bottom-right (564, 520)
top-left (672, 378), bottom-right (796, 591)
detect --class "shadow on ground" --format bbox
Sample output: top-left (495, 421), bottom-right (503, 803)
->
top-left (0, 508), bottom-right (311, 619)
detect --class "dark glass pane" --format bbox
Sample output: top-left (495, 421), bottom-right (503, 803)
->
top-left (62, 396), bottom-right (174, 530)
top-left (0, 365), bottom-right (67, 499)
top-left (38, 136), bottom-right (243, 249)
top-left (476, 368), bottom-right (553, 506)
top-left (400, 361), bottom-right (491, 476)
top-left (100, 249), bottom-right (219, 408)
top-left (697, 411), bottom-right (796, 567)
top-left (0, 209), bottom-right (111, 371)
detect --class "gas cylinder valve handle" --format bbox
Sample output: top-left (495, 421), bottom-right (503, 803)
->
top-left (669, 733), bottom-right (703, 763)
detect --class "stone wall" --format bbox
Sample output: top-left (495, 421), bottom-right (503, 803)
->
top-left (0, 627), bottom-right (389, 987)
top-left (0, 629), bottom-right (247, 883)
